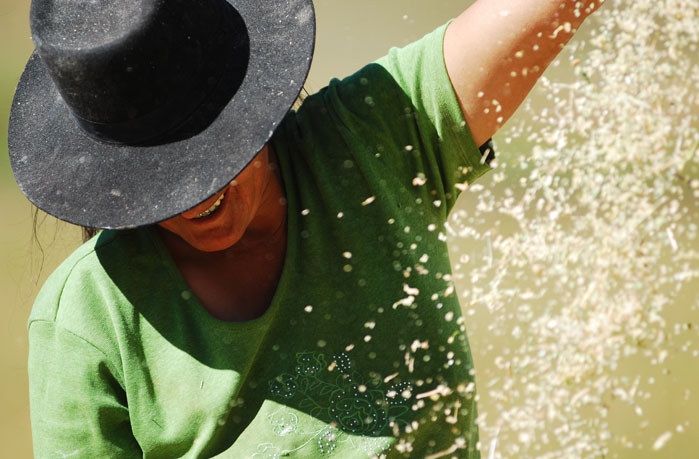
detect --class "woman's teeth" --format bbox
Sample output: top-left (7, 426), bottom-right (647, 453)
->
top-left (193, 193), bottom-right (225, 219)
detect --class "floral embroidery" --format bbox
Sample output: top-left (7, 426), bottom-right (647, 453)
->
top-left (328, 385), bottom-right (388, 435)
top-left (263, 351), bottom-right (411, 455)
top-left (269, 373), bottom-right (297, 399)
top-left (269, 410), bottom-right (299, 436)
top-left (251, 442), bottom-right (282, 459)
top-left (318, 427), bottom-right (339, 454)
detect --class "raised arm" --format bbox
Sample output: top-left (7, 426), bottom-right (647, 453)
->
top-left (444, 0), bottom-right (603, 146)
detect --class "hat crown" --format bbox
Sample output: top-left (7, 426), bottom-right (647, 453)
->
top-left (31, 0), bottom-right (154, 50)
top-left (29, 0), bottom-right (248, 144)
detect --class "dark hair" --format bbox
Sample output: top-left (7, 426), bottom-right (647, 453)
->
top-left (31, 206), bottom-right (98, 250)
top-left (81, 227), bottom-right (100, 242)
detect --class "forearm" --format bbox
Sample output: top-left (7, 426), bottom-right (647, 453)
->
top-left (445, 0), bottom-right (602, 146)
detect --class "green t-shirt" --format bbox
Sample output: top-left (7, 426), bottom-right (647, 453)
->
top-left (28, 24), bottom-right (491, 458)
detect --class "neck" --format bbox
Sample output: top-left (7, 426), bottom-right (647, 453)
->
top-left (156, 145), bottom-right (289, 321)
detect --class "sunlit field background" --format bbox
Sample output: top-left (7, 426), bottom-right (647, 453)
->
top-left (1, 0), bottom-right (697, 457)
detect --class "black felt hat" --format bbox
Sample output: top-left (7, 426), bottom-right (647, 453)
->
top-left (8, 0), bottom-right (315, 229)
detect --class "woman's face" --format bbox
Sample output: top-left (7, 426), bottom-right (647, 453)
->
top-left (158, 148), bottom-right (276, 252)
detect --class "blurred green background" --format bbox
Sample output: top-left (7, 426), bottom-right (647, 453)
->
top-left (1, 0), bottom-right (697, 457)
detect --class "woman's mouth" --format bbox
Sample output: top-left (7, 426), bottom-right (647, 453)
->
top-left (193, 193), bottom-right (225, 219)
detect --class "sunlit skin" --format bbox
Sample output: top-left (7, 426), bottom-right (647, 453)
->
top-left (157, 144), bottom-right (288, 321)
top-left (445, 0), bottom-right (602, 146)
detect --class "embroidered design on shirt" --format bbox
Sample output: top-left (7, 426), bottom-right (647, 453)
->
top-left (251, 422), bottom-right (391, 458)
top-left (262, 351), bottom-right (412, 456)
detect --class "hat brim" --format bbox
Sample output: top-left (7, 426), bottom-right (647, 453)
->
top-left (8, 0), bottom-right (315, 229)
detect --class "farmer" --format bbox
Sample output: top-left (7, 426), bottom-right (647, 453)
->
top-left (9, 0), bottom-right (601, 456)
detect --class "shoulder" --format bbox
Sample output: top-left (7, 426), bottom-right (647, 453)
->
top-left (28, 228), bottom-right (156, 328)
top-left (280, 22), bottom-right (452, 140)
top-left (30, 231), bottom-right (114, 324)
top-left (291, 63), bottom-right (410, 129)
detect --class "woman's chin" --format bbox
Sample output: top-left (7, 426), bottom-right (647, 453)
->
top-left (185, 233), bottom-right (241, 253)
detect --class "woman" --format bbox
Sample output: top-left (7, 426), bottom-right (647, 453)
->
top-left (10, 0), bottom-right (601, 456)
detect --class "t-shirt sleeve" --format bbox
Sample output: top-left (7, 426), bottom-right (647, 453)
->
top-left (374, 22), bottom-right (493, 211)
top-left (28, 320), bottom-right (142, 457)
top-left (287, 22), bottom-right (492, 216)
